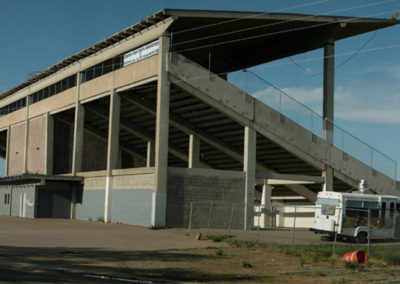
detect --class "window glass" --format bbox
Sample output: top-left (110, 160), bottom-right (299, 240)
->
top-left (317, 197), bottom-right (339, 206)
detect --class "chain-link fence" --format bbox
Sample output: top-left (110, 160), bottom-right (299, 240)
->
top-left (187, 201), bottom-right (400, 260)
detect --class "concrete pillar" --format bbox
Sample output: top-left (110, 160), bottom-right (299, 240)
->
top-left (152, 35), bottom-right (170, 227)
top-left (243, 126), bottom-right (256, 230)
top-left (146, 141), bottom-right (155, 167)
top-left (323, 40), bottom-right (335, 144)
top-left (323, 40), bottom-right (335, 191)
top-left (5, 126), bottom-right (10, 176)
top-left (70, 183), bottom-right (78, 219)
top-left (188, 134), bottom-right (200, 168)
top-left (322, 168), bottom-right (334, 192)
top-left (261, 183), bottom-right (272, 228)
top-left (72, 104), bottom-right (85, 175)
top-left (45, 112), bottom-right (54, 175)
top-left (23, 97), bottom-right (30, 174)
top-left (104, 91), bottom-right (121, 223)
top-left (72, 72), bottom-right (84, 175)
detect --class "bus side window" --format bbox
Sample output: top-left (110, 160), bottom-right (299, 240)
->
top-left (397, 203), bottom-right (400, 213)
top-left (390, 202), bottom-right (395, 218)
top-left (381, 202), bottom-right (386, 218)
top-left (371, 209), bottom-right (379, 218)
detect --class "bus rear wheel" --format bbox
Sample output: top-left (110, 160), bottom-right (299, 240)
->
top-left (356, 232), bottom-right (368, 244)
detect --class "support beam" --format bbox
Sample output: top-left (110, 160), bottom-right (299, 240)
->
top-left (58, 114), bottom-right (146, 161)
top-left (323, 40), bottom-right (335, 144)
top-left (124, 94), bottom-right (317, 201)
top-left (256, 173), bottom-right (324, 185)
top-left (189, 134), bottom-right (200, 168)
top-left (86, 104), bottom-right (212, 168)
top-left (152, 35), bottom-right (170, 227)
top-left (72, 104), bottom-right (85, 175)
top-left (261, 183), bottom-right (272, 228)
top-left (104, 91), bottom-right (121, 223)
top-left (45, 113), bottom-right (54, 175)
top-left (146, 141), bottom-right (155, 167)
top-left (5, 126), bottom-right (10, 176)
top-left (243, 126), bottom-right (256, 230)
top-left (323, 40), bottom-right (335, 191)
top-left (23, 97), bottom-right (29, 174)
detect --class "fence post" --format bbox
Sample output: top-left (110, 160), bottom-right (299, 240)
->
top-left (206, 201), bottom-right (214, 236)
top-left (292, 206), bottom-right (297, 247)
top-left (332, 207), bottom-right (339, 258)
top-left (228, 202), bottom-right (235, 237)
top-left (188, 201), bottom-right (193, 236)
top-left (368, 208), bottom-right (371, 258)
top-left (257, 205), bottom-right (261, 243)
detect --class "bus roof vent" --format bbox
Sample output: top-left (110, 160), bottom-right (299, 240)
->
top-left (358, 179), bottom-right (368, 193)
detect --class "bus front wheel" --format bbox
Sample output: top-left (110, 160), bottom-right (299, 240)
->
top-left (356, 232), bottom-right (368, 244)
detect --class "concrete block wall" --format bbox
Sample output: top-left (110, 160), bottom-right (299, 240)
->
top-left (111, 173), bottom-right (154, 226)
top-left (75, 172), bottom-right (154, 226)
top-left (82, 131), bottom-right (108, 172)
top-left (166, 167), bottom-right (246, 228)
top-left (27, 116), bottom-right (47, 174)
top-left (75, 176), bottom-right (106, 221)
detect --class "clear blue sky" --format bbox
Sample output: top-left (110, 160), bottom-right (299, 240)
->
top-left (0, 0), bottom-right (400, 178)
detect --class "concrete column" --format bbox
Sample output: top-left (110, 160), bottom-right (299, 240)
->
top-left (323, 40), bottom-right (335, 191)
top-left (72, 104), bottom-right (85, 174)
top-left (146, 141), bottom-right (155, 167)
top-left (188, 134), bottom-right (200, 168)
top-left (243, 126), bottom-right (256, 230)
top-left (104, 91), bottom-right (121, 223)
top-left (152, 35), bottom-right (170, 227)
top-left (322, 168), bottom-right (334, 192)
top-left (5, 126), bottom-right (10, 176)
top-left (323, 40), bottom-right (335, 143)
top-left (72, 72), bottom-right (83, 175)
top-left (261, 182), bottom-right (272, 228)
top-left (45, 112), bottom-right (54, 175)
top-left (23, 97), bottom-right (30, 174)
top-left (70, 184), bottom-right (78, 219)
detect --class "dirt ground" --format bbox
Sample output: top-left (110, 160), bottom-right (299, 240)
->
top-left (1, 217), bottom-right (400, 283)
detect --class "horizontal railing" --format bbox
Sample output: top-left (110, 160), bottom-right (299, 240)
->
top-left (229, 70), bottom-right (397, 181)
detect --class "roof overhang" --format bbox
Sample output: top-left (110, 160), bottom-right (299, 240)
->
top-left (166, 9), bottom-right (400, 73)
top-left (1, 9), bottom-right (399, 100)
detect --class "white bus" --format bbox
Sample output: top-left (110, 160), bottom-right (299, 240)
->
top-left (311, 191), bottom-right (400, 243)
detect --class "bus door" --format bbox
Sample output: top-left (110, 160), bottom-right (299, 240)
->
top-left (394, 203), bottom-right (400, 239)
top-left (378, 199), bottom-right (395, 238)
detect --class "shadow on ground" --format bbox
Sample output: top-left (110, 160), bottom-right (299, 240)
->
top-left (0, 246), bottom-right (260, 283)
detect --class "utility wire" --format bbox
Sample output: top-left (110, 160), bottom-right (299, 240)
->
top-left (289, 31), bottom-right (377, 76)
top-left (170, 0), bottom-right (395, 50)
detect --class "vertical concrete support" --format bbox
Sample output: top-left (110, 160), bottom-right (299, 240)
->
top-left (5, 126), bottom-right (10, 176)
top-left (70, 184), bottom-right (78, 219)
top-left (243, 126), bottom-right (256, 230)
top-left (104, 91), bottom-right (121, 223)
top-left (146, 141), bottom-right (155, 167)
top-left (188, 134), bottom-right (200, 168)
top-left (72, 72), bottom-right (83, 175)
top-left (322, 169), bottom-right (334, 192)
top-left (45, 113), bottom-right (54, 175)
top-left (152, 35), bottom-right (170, 227)
top-left (72, 104), bottom-right (85, 174)
top-left (323, 40), bottom-right (335, 191)
top-left (261, 182), bottom-right (272, 228)
top-left (23, 97), bottom-right (30, 173)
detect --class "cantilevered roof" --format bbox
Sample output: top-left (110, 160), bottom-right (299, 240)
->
top-left (1, 9), bottom-right (399, 99)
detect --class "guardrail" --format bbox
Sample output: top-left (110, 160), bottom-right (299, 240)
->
top-left (229, 70), bottom-right (397, 181)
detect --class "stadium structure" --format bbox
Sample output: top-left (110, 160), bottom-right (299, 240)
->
top-left (0, 9), bottom-right (399, 228)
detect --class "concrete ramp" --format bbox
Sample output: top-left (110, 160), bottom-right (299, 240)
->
top-left (168, 53), bottom-right (398, 197)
